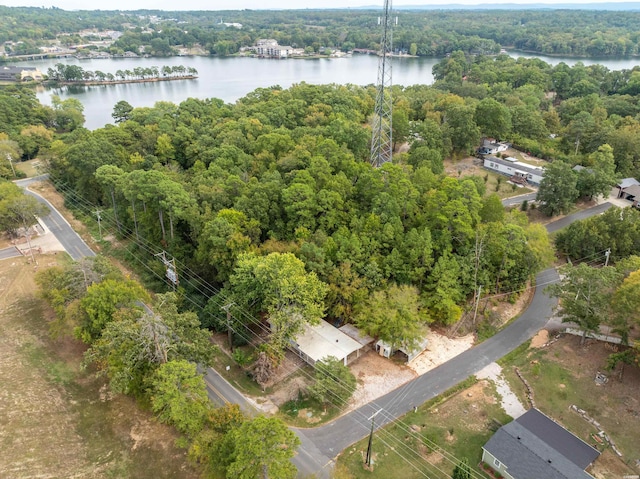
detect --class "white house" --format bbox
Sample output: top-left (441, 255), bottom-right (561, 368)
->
top-left (290, 320), bottom-right (365, 366)
top-left (484, 156), bottom-right (545, 185)
top-left (478, 139), bottom-right (509, 155)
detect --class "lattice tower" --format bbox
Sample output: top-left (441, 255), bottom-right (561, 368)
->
top-left (370, 0), bottom-right (394, 168)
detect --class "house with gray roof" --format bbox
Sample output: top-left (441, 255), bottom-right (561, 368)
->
top-left (616, 178), bottom-right (640, 207)
top-left (482, 408), bottom-right (600, 479)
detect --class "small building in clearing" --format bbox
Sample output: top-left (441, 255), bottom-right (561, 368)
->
top-left (616, 178), bottom-right (640, 207)
top-left (375, 335), bottom-right (429, 363)
top-left (484, 155), bottom-right (545, 185)
top-left (290, 320), bottom-right (365, 366)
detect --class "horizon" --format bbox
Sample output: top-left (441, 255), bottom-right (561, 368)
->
top-left (3, 0), bottom-right (640, 11)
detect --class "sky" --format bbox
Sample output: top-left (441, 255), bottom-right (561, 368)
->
top-left (2, 0), bottom-right (640, 10)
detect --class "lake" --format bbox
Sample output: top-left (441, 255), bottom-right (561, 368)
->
top-left (31, 52), bottom-right (640, 130)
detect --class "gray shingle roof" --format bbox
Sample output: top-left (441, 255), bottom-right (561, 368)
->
top-left (483, 409), bottom-right (599, 479)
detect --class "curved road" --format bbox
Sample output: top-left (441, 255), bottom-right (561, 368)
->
top-left (292, 202), bottom-right (615, 477)
top-left (10, 177), bottom-right (613, 478)
top-left (15, 176), bottom-right (95, 261)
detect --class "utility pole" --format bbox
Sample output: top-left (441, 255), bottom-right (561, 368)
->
top-left (365, 409), bottom-right (383, 468)
top-left (155, 251), bottom-right (178, 291)
top-left (370, 0), bottom-right (394, 168)
top-left (6, 154), bottom-right (16, 178)
top-left (604, 248), bottom-right (611, 267)
top-left (95, 209), bottom-right (103, 240)
top-left (221, 302), bottom-right (235, 352)
top-left (472, 284), bottom-right (483, 324)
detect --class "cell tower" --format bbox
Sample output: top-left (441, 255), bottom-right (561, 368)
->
top-left (370, 0), bottom-right (394, 168)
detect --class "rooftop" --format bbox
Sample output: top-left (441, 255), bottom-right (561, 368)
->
top-left (618, 177), bottom-right (640, 189)
top-left (293, 320), bottom-right (363, 364)
top-left (484, 409), bottom-right (599, 479)
top-left (485, 155), bottom-right (545, 177)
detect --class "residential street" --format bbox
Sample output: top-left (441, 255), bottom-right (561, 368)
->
top-left (6, 178), bottom-right (614, 478)
top-left (501, 191), bottom-right (537, 207)
top-left (545, 202), bottom-right (612, 233)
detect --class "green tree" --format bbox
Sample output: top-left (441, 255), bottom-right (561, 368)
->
top-left (51, 95), bottom-right (85, 131)
top-left (443, 103), bottom-right (481, 155)
top-left (309, 356), bottom-right (357, 408)
top-left (547, 263), bottom-right (620, 345)
top-left (576, 144), bottom-right (618, 200)
top-left (356, 284), bottom-right (429, 352)
top-left (77, 278), bottom-right (148, 343)
top-left (536, 161), bottom-right (579, 216)
top-left (227, 252), bottom-right (328, 355)
top-left (225, 416), bottom-right (300, 479)
top-left (452, 458), bottom-right (472, 479)
top-left (150, 360), bottom-right (209, 437)
top-left (0, 184), bottom-right (49, 261)
top-left (112, 100), bottom-right (134, 123)
top-left (474, 98), bottom-right (512, 140)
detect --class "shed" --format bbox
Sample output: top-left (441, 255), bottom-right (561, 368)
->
top-left (375, 335), bottom-right (429, 363)
top-left (290, 320), bottom-right (364, 366)
top-left (482, 408), bottom-right (599, 479)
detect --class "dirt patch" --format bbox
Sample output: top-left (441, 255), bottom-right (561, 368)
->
top-left (530, 329), bottom-right (549, 348)
top-left (267, 375), bottom-right (311, 407)
top-left (348, 350), bottom-right (416, 409)
top-left (409, 331), bottom-right (475, 375)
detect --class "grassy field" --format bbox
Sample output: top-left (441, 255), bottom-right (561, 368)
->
top-left (500, 335), bottom-right (640, 478)
top-left (14, 158), bottom-right (43, 177)
top-left (0, 257), bottom-right (201, 479)
top-left (336, 378), bottom-right (509, 479)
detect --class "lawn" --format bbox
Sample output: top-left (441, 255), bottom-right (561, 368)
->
top-left (500, 335), bottom-right (640, 478)
top-left (14, 158), bottom-right (44, 177)
top-left (0, 258), bottom-right (201, 479)
top-left (337, 378), bottom-right (508, 479)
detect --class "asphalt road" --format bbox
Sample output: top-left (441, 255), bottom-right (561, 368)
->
top-left (0, 246), bottom-right (21, 260)
top-left (545, 202), bottom-right (613, 233)
top-left (501, 191), bottom-right (537, 207)
top-left (296, 268), bottom-right (559, 463)
top-left (15, 176), bottom-right (95, 261)
top-left (15, 177), bottom-right (611, 478)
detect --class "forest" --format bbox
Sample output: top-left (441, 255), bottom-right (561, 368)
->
top-left (3, 25), bottom-right (640, 473)
top-left (4, 6), bottom-right (640, 58)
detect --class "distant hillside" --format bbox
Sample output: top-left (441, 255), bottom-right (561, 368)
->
top-left (377, 3), bottom-right (640, 10)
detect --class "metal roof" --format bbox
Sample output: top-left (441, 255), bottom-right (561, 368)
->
top-left (293, 320), bottom-right (363, 364)
top-left (618, 177), bottom-right (640, 189)
top-left (485, 156), bottom-right (545, 177)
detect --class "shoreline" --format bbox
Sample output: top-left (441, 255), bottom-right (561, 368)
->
top-left (44, 75), bottom-right (197, 87)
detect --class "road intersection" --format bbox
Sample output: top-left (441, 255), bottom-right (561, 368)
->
top-left (7, 177), bottom-right (613, 478)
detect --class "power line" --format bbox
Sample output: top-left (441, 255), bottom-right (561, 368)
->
top-left (51, 179), bottom-right (565, 478)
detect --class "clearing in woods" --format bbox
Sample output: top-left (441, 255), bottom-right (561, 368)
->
top-left (0, 256), bottom-right (200, 479)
